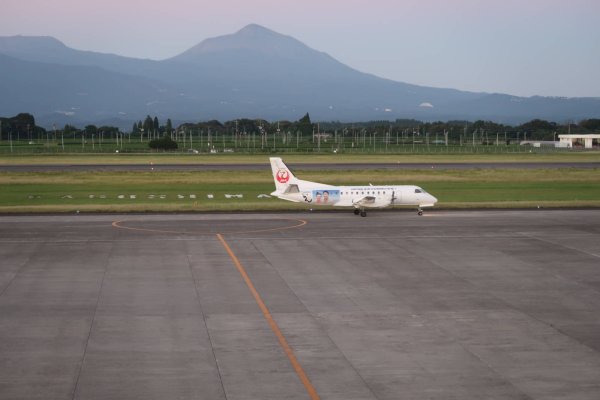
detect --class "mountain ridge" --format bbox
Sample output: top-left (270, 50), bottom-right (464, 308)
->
top-left (0, 24), bottom-right (598, 128)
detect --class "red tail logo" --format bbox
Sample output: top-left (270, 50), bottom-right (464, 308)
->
top-left (276, 169), bottom-right (290, 183)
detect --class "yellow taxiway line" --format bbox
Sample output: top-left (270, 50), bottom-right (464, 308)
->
top-left (216, 233), bottom-right (320, 400)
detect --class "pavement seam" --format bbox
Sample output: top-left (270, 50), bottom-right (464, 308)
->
top-left (0, 237), bottom-right (220, 244)
top-left (185, 248), bottom-right (229, 400)
top-left (515, 233), bottom-right (600, 296)
top-left (70, 239), bottom-right (112, 400)
top-left (388, 235), bottom-right (599, 395)
top-left (0, 243), bottom-right (36, 299)
top-left (381, 236), bottom-right (539, 399)
top-left (111, 218), bottom-right (306, 236)
top-left (221, 233), bottom-right (588, 241)
top-left (249, 238), bottom-right (381, 400)
top-left (456, 341), bottom-right (536, 400)
top-left (216, 233), bottom-right (321, 400)
top-left (518, 231), bottom-right (600, 259)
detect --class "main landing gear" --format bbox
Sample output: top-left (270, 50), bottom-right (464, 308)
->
top-left (353, 208), bottom-right (367, 217)
top-left (353, 207), bottom-right (425, 217)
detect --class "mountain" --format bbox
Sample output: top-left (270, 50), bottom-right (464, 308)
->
top-left (0, 53), bottom-right (176, 126)
top-left (0, 25), bottom-right (598, 128)
top-left (173, 24), bottom-right (326, 62)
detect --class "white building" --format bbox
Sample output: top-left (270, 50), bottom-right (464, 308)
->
top-left (558, 134), bottom-right (600, 149)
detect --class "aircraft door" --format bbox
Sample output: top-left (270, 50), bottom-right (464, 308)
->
top-left (392, 189), bottom-right (400, 205)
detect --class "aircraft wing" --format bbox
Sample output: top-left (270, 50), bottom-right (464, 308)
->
top-left (354, 196), bottom-right (376, 206)
top-left (353, 196), bottom-right (393, 208)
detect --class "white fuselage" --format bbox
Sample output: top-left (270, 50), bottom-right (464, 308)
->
top-left (272, 179), bottom-right (438, 209)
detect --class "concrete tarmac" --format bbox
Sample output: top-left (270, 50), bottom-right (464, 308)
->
top-left (1, 210), bottom-right (599, 399)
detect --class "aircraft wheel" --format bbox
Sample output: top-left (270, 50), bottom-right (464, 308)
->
top-left (354, 209), bottom-right (360, 215)
top-left (417, 210), bottom-right (423, 216)
top-left (360, 210), bottom-right (367, 217)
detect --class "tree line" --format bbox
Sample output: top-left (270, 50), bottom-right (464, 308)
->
top-left (1, 112), bottom-right (600, 144)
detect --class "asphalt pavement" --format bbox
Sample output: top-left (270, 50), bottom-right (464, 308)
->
top-left (1, 161), bottom-right (599, 172)
top-left (1, 210), bottom-right (599, 399)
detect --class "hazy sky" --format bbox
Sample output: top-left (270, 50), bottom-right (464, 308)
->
top-left (2, 0), bottom-right (599, 97)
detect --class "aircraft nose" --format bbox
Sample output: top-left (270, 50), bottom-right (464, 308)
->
top-left (429, 194), bottom-right (438, 204)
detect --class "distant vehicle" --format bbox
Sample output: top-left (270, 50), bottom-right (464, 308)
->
top-left (187, 149), bottom-right (199, 153)
top-left (269, 157), bottom-right (437, 217)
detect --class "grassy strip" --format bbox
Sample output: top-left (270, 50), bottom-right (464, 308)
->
top-left (1, 168), bottom-right (599, 213)
top-left (1, 168), bottom-right (598, 185)
top-left (0, 152), bottom-right (599, 165)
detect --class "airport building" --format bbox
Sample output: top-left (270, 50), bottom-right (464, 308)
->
top-left (558, 134), bottom-right (600, 149)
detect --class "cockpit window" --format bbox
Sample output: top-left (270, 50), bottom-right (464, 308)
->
top-left (415, 189), bottom-right (422, 193)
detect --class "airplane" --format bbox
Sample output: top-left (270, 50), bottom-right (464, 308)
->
top-left (270, 157), bottom-right (437, 217)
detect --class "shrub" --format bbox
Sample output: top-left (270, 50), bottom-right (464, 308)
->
top-left (149, 135), bottom-right (178, 150)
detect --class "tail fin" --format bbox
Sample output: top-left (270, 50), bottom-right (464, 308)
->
top-left (270, 157), bottom-right (298, 192)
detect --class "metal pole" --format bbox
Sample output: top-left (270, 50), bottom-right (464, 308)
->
top-left (317, 124), bottom-right (321, 152)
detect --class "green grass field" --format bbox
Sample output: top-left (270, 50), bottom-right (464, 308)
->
top-left (1, 168), bottom-right (599, 213)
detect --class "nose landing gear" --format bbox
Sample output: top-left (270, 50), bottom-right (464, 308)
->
top-left (417, 207), bottom-right (423, 216)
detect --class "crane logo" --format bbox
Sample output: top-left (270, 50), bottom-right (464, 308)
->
top-left (276, 169), bottom-right (290, 183)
